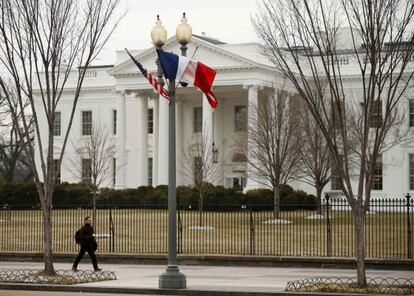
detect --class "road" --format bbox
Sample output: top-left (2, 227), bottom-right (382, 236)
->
top-left (0, 291), bottom-right (167, 296)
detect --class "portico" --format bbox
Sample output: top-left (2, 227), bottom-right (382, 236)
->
top-left (110, 35), bottom-right (277, 190)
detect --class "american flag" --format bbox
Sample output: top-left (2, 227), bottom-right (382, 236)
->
top-left (125, 48), bottom-right (170, 102)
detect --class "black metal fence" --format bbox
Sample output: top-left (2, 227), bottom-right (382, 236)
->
top-left (0, 195), bottom-right (413, 259)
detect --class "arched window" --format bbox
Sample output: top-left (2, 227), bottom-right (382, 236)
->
top-left (232, 153), bottom-right (247, 163)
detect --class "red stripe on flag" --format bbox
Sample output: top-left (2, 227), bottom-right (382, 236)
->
top-left (205, 90), bottom-right (218, 109)
top-left (194, 62), bottom-right (216, 94)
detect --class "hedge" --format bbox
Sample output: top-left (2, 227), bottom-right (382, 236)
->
top-left (0, 182), bottom-right (318, 211)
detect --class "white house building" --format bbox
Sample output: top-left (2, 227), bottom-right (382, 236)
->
top-left (34, 32), bottom-right (414, 200)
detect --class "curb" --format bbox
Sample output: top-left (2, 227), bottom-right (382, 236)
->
top-left (0, 283), bottom-right (396, 296)
top-left (1, 253), bottom-right (413, 270)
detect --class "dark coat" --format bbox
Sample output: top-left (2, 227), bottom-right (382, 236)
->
top-left (79, 224), bottom-right (97, 250)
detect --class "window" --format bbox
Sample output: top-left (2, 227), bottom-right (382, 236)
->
top-left (337, 57), bottom-right (349, 65)
top-left (331, 155), bottom-right (343, 190)
top-left (112, 158), bottom-right (116, 187)
top-left (82, 111), bottom-right (92, 136)
top-left (410, 154), bottom-right (414, 190)
top-left (371, 100), bottom-right (382, 128)
top-left (81, 158), bottom-right (92, 184)
top-left (232, 177), bottom-right (246, 190)
top-left (372, 155), bottom-right (383, 190)
top-left (148, 157), bottom-right (153, 186)
top-left (193, 156), bottom-right (203, 185)
top-left (113, 110), bottom-right (117, 135)
top-left (235, 105), bottom-right (247, 131)
top-left (148, 108), bottom-right (154, 134)
top-left (53, 159), bottom-right (60, 184)
top-left (331, 101), bottom-right (344, 130)
top-left (53, 112), bottom-right (61, 136)
top-left (409, 100), bottom-right (414, 127)
top-left (193, 107), bottom-right (202, 133)
top-left (361, 100), bottom-right (382, 128)
top-left (232, 153), bottom-right (247, 163)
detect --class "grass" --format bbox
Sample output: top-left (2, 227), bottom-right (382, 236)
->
top-left (0, 208), bottom-right (411, 258)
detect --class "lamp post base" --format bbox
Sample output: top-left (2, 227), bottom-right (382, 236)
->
top-left (158, 265), bottom-right (187, 289)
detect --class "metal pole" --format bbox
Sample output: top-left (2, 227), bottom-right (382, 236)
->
top-left (158, 77), bottom-right (186, 289)
top-left (406, 193), bottom-right (412, 259)
top-left (325, 193), bottom-right (332, 257)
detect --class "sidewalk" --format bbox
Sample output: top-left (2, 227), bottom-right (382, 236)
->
top-left (0, 261), bottom-right (413, 295)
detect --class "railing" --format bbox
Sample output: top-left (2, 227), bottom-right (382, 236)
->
top-left (0, 195), bottom-right (413, 259)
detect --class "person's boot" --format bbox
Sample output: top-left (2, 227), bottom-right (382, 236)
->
top-left (94, 268), bottom-right (102, 272)
top-left (72, 267), bottom-right (80, 272)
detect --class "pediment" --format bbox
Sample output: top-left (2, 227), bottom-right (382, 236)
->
top-left (111, 35), bottom-right (260, 76)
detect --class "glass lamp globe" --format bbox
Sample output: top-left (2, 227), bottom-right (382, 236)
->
top-left (176, 13), bottom-right (192, 44)
top-left (151, 15), bottom-right (167, 46)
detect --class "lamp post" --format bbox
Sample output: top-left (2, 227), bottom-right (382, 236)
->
top-left (176, 13), bottom-right (192, 86)
top-left (153, 13), bottom-right (191, 290)
top-left (151, 15), bottom-right (167, 85)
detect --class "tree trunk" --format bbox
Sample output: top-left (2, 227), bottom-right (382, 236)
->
top-left (273, 186), bottom-right (280, 220)
top-left (316, 186), bottom-right (322, 215)
top-left (92, 190), bottom-right (97, 226)
top-left (198, 191), bottom-right (203, 227)
top-left (42, 203), bottom-right (55, 275)
top-left (355, 209), bottom-right (367, 287)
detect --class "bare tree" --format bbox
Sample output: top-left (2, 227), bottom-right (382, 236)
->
top-left (0, 0), bottom-right (122, 274)
top-left (246, 87), bottom-right (301, 220)
top-left (297, 99), bottom-right (331, 216)
top-left (254, 0), bottom-right (414, 285)
top-left (0, 84), bottom-right (33, 182)
top-left (182, 132), bottom-right (218, 227)
top-left (68, 117), bottom-right (115, 222)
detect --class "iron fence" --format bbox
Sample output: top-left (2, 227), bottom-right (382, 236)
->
top-left (0, 194), bottom-right (413, 259)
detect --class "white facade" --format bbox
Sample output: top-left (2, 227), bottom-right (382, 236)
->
top-left (33, 34), bottom-right (414, 200)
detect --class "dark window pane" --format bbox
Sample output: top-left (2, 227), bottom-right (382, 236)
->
top-left (82, 111), bottom-right (92, 136)
top-left (235, 105), bottom-right (247, 131)
top-left (148, 157), bottom-right (153, 186)
top-left (81, 158), bottom-right (92, 183)
top-left (53, 159), bottom-right (60, 184)
top-left (113, 110), bottom-right (117, 135)
top-left (372, 155), bottom-right (383, 190)
top-left (331, 155), bottom-right (343, 190)
top-left (148, 108), bottom-right (154, 134)
top-left (112, 158), bottom-right (116, 187)
top-left (409, 100), bottom-right (414, 127)
top-left (193, 107), bottom-right (202, 133)
top-left (53, 112), bottom-right (61, 136)
top-left (410, 154), bottom-right (414, 190)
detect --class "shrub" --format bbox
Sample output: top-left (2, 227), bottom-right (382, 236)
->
top-left (0, 181), bottom-right (318, 211)
top-left (0, 182), bottom-right (38, 206)
top-left (177, 186), bottom-right (198, 206)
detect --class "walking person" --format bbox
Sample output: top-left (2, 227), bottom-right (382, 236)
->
top-left (72, 216), bottom-right (102, 272)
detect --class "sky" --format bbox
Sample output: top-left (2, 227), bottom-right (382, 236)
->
top-left (97, 0), bottom-right (259, 64)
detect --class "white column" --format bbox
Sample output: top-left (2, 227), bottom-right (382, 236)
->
top-left (138, 96), bottom-right (148, 186)
top-left (116, 91), bottom-right (126, 188)
top-left (245, 85), bottom-right (261, 190)
top-left (202, 94), bottom-right (214, 163)
top-left (152, 97), bottom-right (159, 186)
top-left (176, 100), bottom-right (183, 185)
top-left (157, 94), bottom-right (169, 185)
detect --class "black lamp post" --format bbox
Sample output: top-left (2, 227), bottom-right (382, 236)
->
top-left (151, 13), bottom-right (192, 290)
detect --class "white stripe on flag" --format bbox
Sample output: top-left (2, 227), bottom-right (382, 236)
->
top-left (181, 60), bottom-right (197, 85)
top-left (176, 56), bottom-right (191, 82)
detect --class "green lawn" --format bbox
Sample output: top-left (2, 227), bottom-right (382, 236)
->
top-left (0, 208), bottom-right (411, 258)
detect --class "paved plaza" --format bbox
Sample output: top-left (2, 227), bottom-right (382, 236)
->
top-left (0, 261), bottom-right (413, 295)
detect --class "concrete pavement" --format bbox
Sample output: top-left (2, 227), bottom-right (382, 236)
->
top-left (0, 261), bottom-right (413, 295)
top-left (0, 291), bottom-right (166, 296)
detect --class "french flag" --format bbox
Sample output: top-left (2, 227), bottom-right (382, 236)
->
top-left (157, 50), bottom-right (218, 109)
